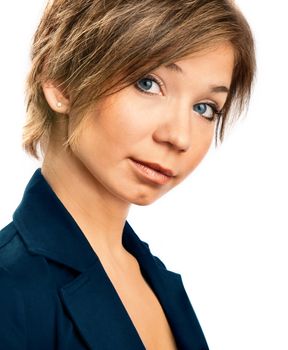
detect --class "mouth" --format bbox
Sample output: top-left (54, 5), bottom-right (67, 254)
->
top-left (130, 158), bottom-right (175, 186)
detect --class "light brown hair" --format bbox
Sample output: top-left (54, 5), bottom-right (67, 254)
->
top-left (23, 0), bottom-right (256, 160)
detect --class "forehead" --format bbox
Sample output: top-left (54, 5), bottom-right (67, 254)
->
top-left (162, 43), bottom-right (235, 87)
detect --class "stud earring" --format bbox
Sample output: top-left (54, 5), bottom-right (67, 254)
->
top-left (56, 101), bottom-right (62, 108)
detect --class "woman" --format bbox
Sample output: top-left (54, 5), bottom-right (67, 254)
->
top-left (0, 0), bottom-right (255, 349)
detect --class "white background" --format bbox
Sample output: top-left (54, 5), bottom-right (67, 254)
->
top-left (0, 1), bottom-right (287, 349)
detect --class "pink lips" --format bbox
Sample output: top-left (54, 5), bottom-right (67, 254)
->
top-left (130, 158), bottom-right (175, 185)
top-left (133, 159), bottom-right (174, 177)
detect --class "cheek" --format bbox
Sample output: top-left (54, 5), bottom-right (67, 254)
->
top-left (75, 101), bottom-right (153, 160)
top-left (103, 96), bottom-right (156, 143)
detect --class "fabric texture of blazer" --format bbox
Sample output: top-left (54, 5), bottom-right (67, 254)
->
top-left (0, 168), bottom-right (209, 350)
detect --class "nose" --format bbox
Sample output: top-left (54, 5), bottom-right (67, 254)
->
top-left (152, 102), bottom-right (191, 152)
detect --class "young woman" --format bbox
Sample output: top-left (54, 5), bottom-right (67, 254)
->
top-left (0, 0), bottom-right (255, 349)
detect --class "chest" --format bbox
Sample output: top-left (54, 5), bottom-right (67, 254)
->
top-left (105, 261), bottom-right (178, 350)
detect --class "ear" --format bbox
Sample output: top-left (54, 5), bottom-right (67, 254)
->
top-left (42, 80), bottom-right (70, 114)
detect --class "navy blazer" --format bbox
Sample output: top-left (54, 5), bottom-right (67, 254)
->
top-left (0, 169), bottom-right (209, 350)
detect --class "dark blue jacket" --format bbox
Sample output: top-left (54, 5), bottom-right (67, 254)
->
top-left (0, 169), bottom-right (209, 350)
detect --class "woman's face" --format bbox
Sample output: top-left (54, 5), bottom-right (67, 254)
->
top-left (69, 43), bottom-right (234, 205)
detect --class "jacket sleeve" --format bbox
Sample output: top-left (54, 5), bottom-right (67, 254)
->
top-left (0, 268), bottom-right (27, 350)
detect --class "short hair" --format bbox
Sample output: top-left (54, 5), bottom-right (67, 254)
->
top-left (23, 0), bottom-right (256, 160)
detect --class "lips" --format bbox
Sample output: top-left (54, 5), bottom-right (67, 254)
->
top-left (130, 158), bottom-right (175, 177)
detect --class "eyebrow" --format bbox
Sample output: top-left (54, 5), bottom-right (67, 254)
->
top-left (210, 85), bottom-right (230, 94)
top-left (164, 62), bottom-right (184, 75)
top-left (164, 62), bottom-right (230, 94)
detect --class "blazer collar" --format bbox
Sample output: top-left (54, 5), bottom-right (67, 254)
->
top-left (13, 168), bottom-right (209, 350)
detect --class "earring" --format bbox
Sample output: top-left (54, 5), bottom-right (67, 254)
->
top-left (56, 101), bottom-right (62, 108)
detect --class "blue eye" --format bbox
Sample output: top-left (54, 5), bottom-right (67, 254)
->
top-left (193, 103), bottom-right (220, 121)
top-left (135, 75), bottom-right (162, 95)
top-left (138, 79), bottom-right (153, 90)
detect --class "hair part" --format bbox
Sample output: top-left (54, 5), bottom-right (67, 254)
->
top-left (23, 0), bottom-right (256, 159)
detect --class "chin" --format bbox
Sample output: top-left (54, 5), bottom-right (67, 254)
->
top-left (128, 190), bottom-right (165, 206)
top-left (132, 198), bottom-right (156, 206)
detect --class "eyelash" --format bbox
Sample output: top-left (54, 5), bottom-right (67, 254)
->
top-left (134, 75), bottom-right (222, 121)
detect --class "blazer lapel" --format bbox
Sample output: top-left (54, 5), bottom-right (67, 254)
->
top-left (60, 261), bottom-right (146, 350)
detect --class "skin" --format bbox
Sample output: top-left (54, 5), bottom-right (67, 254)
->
top-left (41, 42), bottom-right (234, 268)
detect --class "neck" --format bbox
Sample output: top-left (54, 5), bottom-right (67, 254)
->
top-left (41, 141), bottom-right (131, 261)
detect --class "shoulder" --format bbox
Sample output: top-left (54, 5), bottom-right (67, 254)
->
top-left (0, 221), bottom-right (34, 271)
top-left (0, 221), bottom-right (57, 303)
top-left (140, 239), bottom-right (182, 277)
top-left (139, 239), bottom-right (166, 268)
top-left (139, 238), bottom-right (183, 280)
top-left (0, 223), bottom-right (63, 347)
